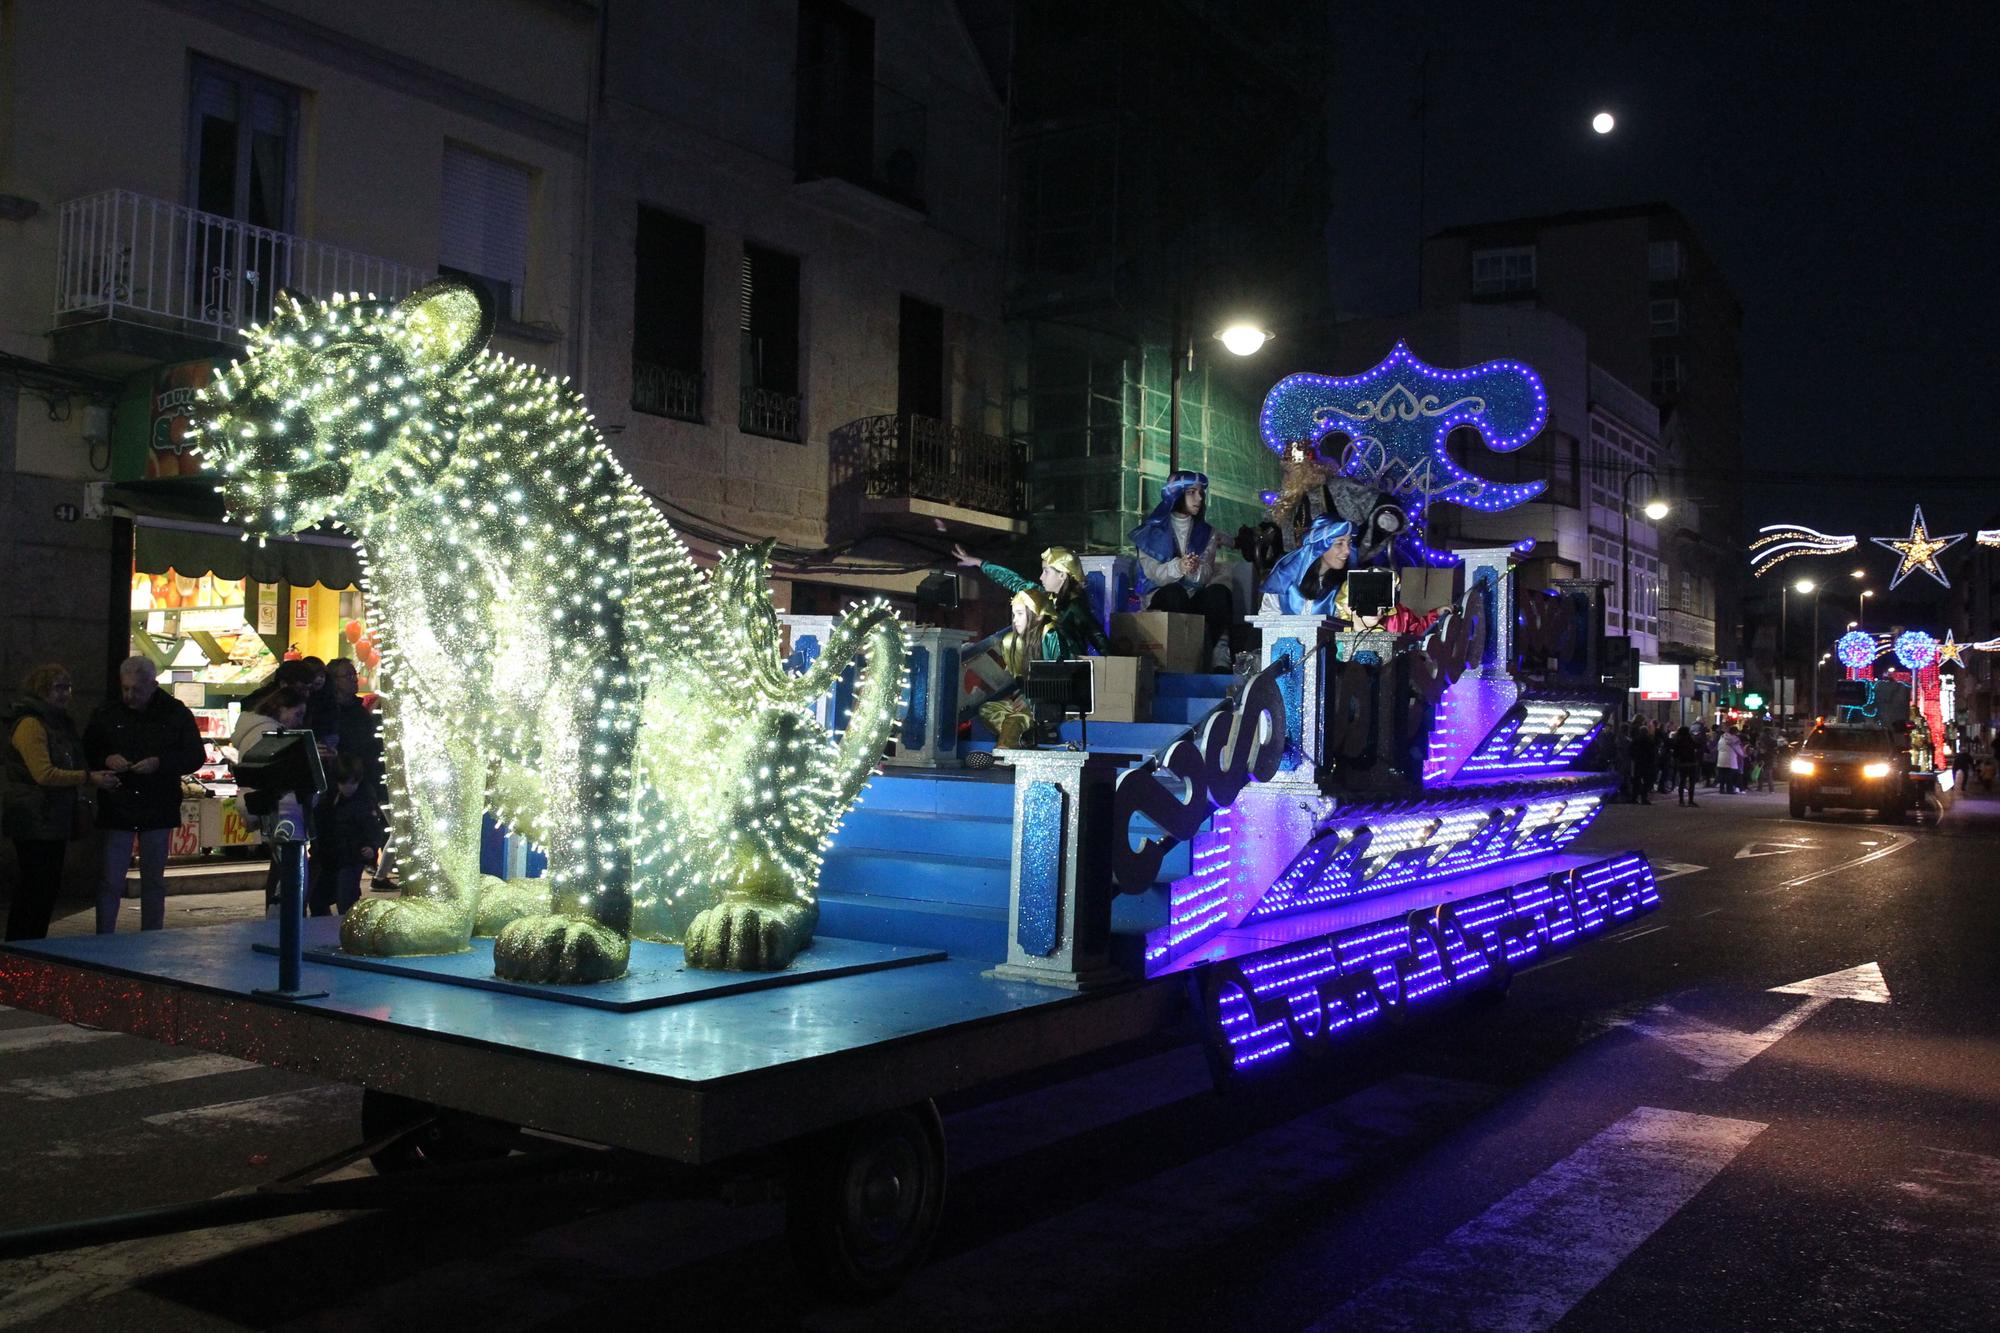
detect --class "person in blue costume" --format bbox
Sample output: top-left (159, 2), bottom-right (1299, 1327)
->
top-left (1260, 515), bottom-right (1356, 620)
top-left (952, 542), bottom-right (1109, 660)
top-left (1131, 470), bottom-right (1235, 670)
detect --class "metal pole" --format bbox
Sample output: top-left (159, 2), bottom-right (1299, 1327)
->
top-left (1780, 583), bottom-right (1788, 718)
top-left (1168, 302), bottom-right (1183, 475)
top-left (1811, 593), bottom-right (1821, 718)
top-left (256, 829), bottom-right (327, 1000)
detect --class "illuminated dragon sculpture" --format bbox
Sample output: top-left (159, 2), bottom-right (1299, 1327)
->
top-left (192, 281), bottom-right (904, 982)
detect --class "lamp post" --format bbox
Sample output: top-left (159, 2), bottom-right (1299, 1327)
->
top-left (1790, 578), bottom-right (1818, 719)
top-left (1168, 315), bottom-right (1272, 475)
top-left (1859, 588), bottom-right (1875, 629)
top-left (1620, 469), bottom-right (1666, 666)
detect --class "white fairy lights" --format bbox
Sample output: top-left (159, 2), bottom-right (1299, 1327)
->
top-left (190, 282), bottom-right (905, 978)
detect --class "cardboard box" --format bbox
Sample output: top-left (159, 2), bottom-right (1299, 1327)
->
top-left (1110, 611), bottom-right (1205, 675)
top-left (1089, 655), bottom-right (1155, 723)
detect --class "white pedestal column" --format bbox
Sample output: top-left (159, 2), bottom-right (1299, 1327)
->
top-left (986, 748), bottom-right (1130, 990)
top-left (886, 626), bottom-right (975, 767)
top-left (1078, 553), bottom-right (1135, 639)
top-left (1250, 612), bottom-right (1341, 791)
top-left (778, 613), bottom-right (843, 732)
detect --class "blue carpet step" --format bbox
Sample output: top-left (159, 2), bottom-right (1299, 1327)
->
top-left (817, 892), bottom-right (1008, 961)
top-left (821, 846), bottom-right (1011, 909)
top-left (852, 769), bottom-right (1015, 817)
top-left (1056, 719), bottom-right (1195, 755)
top-left (1155, 672), bottom-right (1235, 698)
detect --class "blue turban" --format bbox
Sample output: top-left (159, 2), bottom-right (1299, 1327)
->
top-left (1261, 516), bottom-right (1354, 616)
top-left (1130, 470), bottom-right (1213, 569)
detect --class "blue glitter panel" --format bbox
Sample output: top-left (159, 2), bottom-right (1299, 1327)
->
top-left (1273, 636), bottom-right (1305, 772)
top-left (1017, 780), bottom-right (1066, 957)
top-left (1258, 342), bottom-right (1549, 518)
top-left (901, 645), bottom-right (930, 749)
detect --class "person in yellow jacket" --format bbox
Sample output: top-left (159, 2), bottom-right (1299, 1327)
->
top-left (4, 665), bottom-right (120, 941)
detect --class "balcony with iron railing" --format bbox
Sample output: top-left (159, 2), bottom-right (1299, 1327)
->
top-left (795, 68), bottom-right (927, 213)
top-left (855, 412), bottom-right (1027, 534)
top-left (632, 360), bottom-right (702, 423)
top-left (54, 190), bottom-right (432, 365)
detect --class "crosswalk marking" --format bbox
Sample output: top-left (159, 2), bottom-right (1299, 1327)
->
top-left (143, 1084), bottom-right (354, 1129)
top-left (1319, 1106), bottom-right (1766, 1332)
top-left (0, 1024), bottom-right (122, 1054)
top-left (1, 1052), bottom-right (256, 1101)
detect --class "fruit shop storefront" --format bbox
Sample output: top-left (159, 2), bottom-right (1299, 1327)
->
top-left (104, 359), bottom-right (374, 868)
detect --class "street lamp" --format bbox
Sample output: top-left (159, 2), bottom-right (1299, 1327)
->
top-left (1168, 313), bottom-right (1271, 473)
top-left (1621, 469), bottom-right (1665, 667)
top-left (1858, 588), bottom-right (1875, 628)
top-left (1215, 323), bottom-right (1273, 357)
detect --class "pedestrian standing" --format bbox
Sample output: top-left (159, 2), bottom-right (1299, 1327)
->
top-left (1716, 724), bottom-right (1745, 794)
top-left (1629, 720), bottom-right (1657, 805)
top-left (308, 754), bottom-right (385, 916)
top-left (84, 657), bottom-right (205, 933)
top-left (1671, 725), bottom-right (1701, 806)
top-left (1755, 726), bottom-right (1780, 792)
top-left (1701, 724), bottom-right (1719, 788)
top-left (1653, 721), bottom-right (1673, 794)
top-left (4, 665), bottom-right (122, 941)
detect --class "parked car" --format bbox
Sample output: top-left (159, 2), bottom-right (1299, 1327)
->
top-left (1788, 724), bottom-right (1909, 821)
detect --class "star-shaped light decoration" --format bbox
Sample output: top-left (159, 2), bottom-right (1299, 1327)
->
top-left (1938, 630), bottom-right (1966, 667)
top-left (1870, 504), bottom-right (1965, 590)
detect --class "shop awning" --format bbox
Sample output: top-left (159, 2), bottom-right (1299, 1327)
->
top-left (107, 478), bottom-right (362, 589)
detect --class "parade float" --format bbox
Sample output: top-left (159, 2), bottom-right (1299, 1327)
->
top-left (0, 311), bottom-right (1660, 1296)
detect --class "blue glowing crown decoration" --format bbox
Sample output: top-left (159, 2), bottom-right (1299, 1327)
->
top-left (1260, 343), bottom-right (1550, 529)
top-left (1893, 628), bottom-right (1939, 672)
top-left (1835, 630), bottom-right (1879, 672)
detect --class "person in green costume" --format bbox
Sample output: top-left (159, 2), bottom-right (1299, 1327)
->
top-left (951, 542), bottom-right (1110, 659)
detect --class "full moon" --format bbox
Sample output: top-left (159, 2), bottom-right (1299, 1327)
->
top-left (1591, 111), bottom-right (1615, 134)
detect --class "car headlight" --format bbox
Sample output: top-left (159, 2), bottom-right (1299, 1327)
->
top-left (1862, 761), bottom-right (1893, 779)
top-left (1790, 758), bottom-right (1815, 776)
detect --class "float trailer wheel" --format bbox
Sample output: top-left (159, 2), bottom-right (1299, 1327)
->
top-left (361, 1089), bottom-right (519, 1174)
top-left (786, 1100), bottom-right (947, 1302)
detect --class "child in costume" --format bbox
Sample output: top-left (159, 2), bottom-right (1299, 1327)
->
top-left (1130, 470), bottom-right (1235, 670)
top-left (976, 588), bottom-right (1060, 750)
top-left (952, 542), bottom-right (1108, 659)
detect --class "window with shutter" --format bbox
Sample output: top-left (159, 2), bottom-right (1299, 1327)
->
top-left (739, 243), bottom-right (802, 441)
top-left (439, 143), bottom-right (531, 320)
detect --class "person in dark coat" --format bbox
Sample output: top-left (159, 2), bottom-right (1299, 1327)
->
top-left (319, 658), bottom-right (383, 799)
top-left (1671, 725), bottom-right (1702, 807)
top-left (4, 665), bottom-right (121, 940)
top-left (1629, 719), bottom-right (1657, 805)
top-left (83, 657), bottom-right (205, 932)
top-left (308, 754), bottom-right (386, 916)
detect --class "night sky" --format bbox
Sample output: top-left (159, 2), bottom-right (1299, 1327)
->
top-left (1326, 0), bottom-right (2000, 617)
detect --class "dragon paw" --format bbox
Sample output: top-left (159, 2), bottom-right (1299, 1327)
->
top-left (493, 913), bottom-right (630, 984)
top-left (340, 894), bottom-right (474, 957)
top-left (683, 897), bottom-right (813, 971)
top-left (473, 875), bottom-right (553, 938)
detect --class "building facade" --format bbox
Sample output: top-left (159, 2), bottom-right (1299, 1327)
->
top-left (1003, 0), bottom-right (1331, 560)
top-left (1419, 203), bottom-right (1744, 690)
top-left (1329, 304), bottom-right (1662, 664)
top-left (583, 0), bottom-right (1019, 614)
top-left (0, 0), bottom-right (595, 711)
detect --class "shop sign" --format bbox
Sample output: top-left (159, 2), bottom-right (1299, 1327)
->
top-left (258, 584), bottom-right (279, 635)
top-left (169, 800), bottom-right (203, 858)
top-left (1638, 661), bottom-right (1680, 701)
top-left (53, 502), bottom-right (80, 523)
top-left (294, 597), bottom-right (310, 629)
top-left (147, 361), bottom-right (217, 479)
